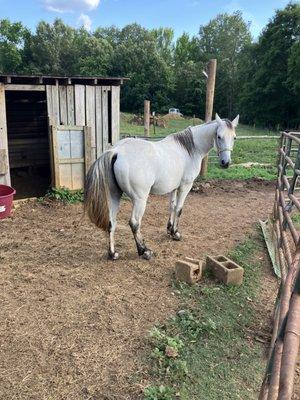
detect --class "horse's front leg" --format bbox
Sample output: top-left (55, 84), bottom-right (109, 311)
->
top-left (170, 182), bottom-right (193, 241)
top-left (129, 197), bottom-right (153, 260)
top-left (167, 189), bottom-right (177, 234)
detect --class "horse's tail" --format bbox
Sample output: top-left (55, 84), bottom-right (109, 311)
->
top-left (84, 151), bottom-right (119, 231)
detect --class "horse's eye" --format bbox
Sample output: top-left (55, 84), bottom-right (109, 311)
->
top-left (217, 135), bottom-right (221, 140)
top-left (234, 137), bottom-right (237, 140)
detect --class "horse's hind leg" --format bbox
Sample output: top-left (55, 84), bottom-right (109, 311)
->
top-left (108, 192), bottom-right (122, 260)
top-left (129, 197), bottom-right (152, 260)
top-left (167, 189), bottom-right (177, 234)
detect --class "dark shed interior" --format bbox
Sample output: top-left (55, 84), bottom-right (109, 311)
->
top-left (5, 91), bottom-right (51, 198)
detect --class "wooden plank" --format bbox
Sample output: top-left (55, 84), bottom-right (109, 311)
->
top-left (50, 126), bottom-right (60, 187)
top-left (4, 84), bottom-right (46, 91)
top-left (57, 130), bottom-right (71, 159)
top-left (74, 85), bottom-right (85, 125)
top-left (51, 84), bottom-right (60, 125)
top-left (111, 86), bottom-right (120, 145)
top-left (66, 86), bottom-right (75, 125)
top-left (95, 86), bottom-right (103, 157)
top-left (0, 149), bottom-right (8, 175)
top-left (84, 126), bottom-right (92, 172)
top-left (59, 86), bottom-right (68, 125)
top-left (46, 85), bottom-right (53, 125)
top-left (59, 163), bottom-right (72, 189)
top-left (70, 130), bottom-right (84, 159)
top-left (59, 158), bottom-right (84, 164)
top-left (86, 85), bottom-right (96, 162)
top-left (57, 125), bottom-right (84, 131)
top-left (71, 163), bottom-right (84, 190)
top-left (0, 84), bottom-right (10, 185)
top-left (102, 86), bottom-right (109, 151)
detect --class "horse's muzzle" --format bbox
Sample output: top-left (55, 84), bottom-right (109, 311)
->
top-left (220, 160), bottom-right (230, 169)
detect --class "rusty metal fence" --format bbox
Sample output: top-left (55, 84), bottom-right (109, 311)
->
top-left (260, 131), bottom-right (300, 400)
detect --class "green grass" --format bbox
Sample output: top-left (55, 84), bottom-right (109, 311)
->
top-left (143, 234), bottom-right (268, 400)
top-left (120, 113), bottom-right (278, 181)
top-left (120, 112), bottom-right (203, 137)
top-left (39, 187), bottom-right (84, 203)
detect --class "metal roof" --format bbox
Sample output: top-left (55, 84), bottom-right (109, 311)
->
top-left (0, 74), bottom-right (127, 86)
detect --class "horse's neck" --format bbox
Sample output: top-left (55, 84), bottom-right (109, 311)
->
top-left (191, 122), bottom-right (217, 155)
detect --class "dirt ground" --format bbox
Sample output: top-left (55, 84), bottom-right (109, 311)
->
top-left (0, 180), bottom-right (286, 400)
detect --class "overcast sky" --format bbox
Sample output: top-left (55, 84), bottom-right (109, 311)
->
top-left (0, 0), bottom-right (294, 38)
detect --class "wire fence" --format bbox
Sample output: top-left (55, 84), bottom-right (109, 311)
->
top-left (259, 131), bottom-right (300, 400)
top-left (121, 133), bottom-right (279, 168)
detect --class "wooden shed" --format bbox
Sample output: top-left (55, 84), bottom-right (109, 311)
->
top-left (0, 74), bottom-right (124, 198)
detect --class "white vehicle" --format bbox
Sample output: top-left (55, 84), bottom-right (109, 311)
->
top-left (168, 108), bottom-right (183, 116)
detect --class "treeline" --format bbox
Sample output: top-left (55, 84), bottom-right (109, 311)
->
top-left (0, 2), bottom-right (299, 128)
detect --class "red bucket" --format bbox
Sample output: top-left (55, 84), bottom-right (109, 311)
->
top-left (0, 185), bottom-right (16, 219)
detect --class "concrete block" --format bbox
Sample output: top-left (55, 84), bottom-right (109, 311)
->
top-left (185, 257), bottom-right (207, 271)
top-left (175, 259), bottom-right (202, 285)
top-left (206, 255), bottom-right (244, 286)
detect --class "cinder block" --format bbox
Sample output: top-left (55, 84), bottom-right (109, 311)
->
top-left (185, 257), bottom-right (207, 271)
top-left (175, 259), bottom-right (202, 285)
top-left (206, 255), bottom-right (244, 286)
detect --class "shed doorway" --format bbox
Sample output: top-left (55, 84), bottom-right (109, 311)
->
top-left (5, 90), bottom-right (51, 199)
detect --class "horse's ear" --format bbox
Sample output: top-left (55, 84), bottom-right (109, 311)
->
top-left (215, 113), bottom-right (222, 125)
top-left (232, 114), bottom-right (239, 128)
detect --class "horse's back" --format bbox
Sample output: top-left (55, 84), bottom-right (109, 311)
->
top-left (112, 137), bottom-right (187, 197)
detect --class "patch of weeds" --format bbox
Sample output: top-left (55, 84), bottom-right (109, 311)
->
top-left (143, 385), bottom-right (176, 400)
top-left (41, 187), bottom-right (84, 204)
top-left (150, 327), bottom-right (188, 379)
top-left (144, 235), bottom-right (268, 400)
top-left (291, 212), bottom-right (300, 229)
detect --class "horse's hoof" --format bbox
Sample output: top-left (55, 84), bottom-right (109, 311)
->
top-left (172, 231), bottom-right (182, 241)
top-left (109, 252), bottom-right (119, 261)
top-left (142, 249), bottom-right (153, 260)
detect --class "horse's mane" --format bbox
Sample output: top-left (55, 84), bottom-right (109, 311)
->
top-left (205, 119), bottom-right (233, 129)
top-left (172, 127), bottom-right (196, 157)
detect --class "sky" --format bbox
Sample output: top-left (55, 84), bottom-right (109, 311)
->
top-left (0, 0), bottom-right (295, 39)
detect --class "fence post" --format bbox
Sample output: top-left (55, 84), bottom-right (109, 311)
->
top-left (144, 100), bottom-right (150, 137)
top-left (200, 59), bottom-right (217, 177)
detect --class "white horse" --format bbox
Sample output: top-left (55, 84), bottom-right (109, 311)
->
top-left (85, 113), bottom-right (239, 260)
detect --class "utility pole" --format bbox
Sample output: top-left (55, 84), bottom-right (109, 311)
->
top-left (200, 59), bottom-right (217, 177)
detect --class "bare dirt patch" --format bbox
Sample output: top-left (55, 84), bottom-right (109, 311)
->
top-left (0, 181), bottom-right (277, 399)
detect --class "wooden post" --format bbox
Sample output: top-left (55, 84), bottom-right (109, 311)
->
top-left (200, 59), bottom-right (217, 177)
top-left (144, 100), bottom-right (150, 137)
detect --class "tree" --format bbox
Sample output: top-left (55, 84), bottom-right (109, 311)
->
top-left (104, 24), bottom-right (174, 112)
top-left (173, 33), bottom-right (205, 116)
top-left (23, 19), bottom-right (112, 76)
top-left (196, 12), bottom-right (252, 118)
top-left (151, 27), bottom-right (174, 66)
top-left (238, 2), bottom-right (300, 128)
top-left (0, 19), bottom-right (28, 73)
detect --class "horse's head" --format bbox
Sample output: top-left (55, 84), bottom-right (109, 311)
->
top-left (215, 113), bottom-right (239, 169)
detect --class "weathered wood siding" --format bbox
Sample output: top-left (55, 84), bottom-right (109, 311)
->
top-left (47, 84), bottom-right (120, 164)
top-left (111, 86), bottom-right (120, 145)
top-left (0, 83), bottom-right (10, 185)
